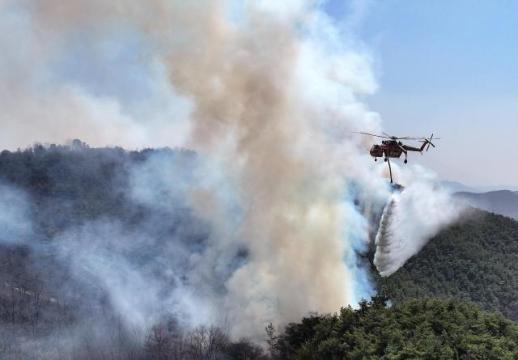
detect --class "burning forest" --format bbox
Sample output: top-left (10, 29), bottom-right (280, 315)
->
top-left (0, 0), bottom-right (515, 359)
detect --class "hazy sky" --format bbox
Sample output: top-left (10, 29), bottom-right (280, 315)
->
top-left (327, 0), bottom-right (518, 186)
top-left (2, 1), bottom-right (516, 187)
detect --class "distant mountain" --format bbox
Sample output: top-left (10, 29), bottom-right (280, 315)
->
top-left (440, 180), bottom-right (518, 193)
top-left (455, 190), bottom-right (518, 219)
top-left (440, 180), bottom-right (481, 193)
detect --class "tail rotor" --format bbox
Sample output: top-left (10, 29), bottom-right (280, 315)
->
top-left (424, 133), bottom-right (436, 151)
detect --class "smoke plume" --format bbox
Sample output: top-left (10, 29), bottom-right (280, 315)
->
top-left (0, 0), bottom-right (465, 349)
top-left (0, 182), bottom-right (33, 245)
top-left (0, 0), bottom-right (392, 341)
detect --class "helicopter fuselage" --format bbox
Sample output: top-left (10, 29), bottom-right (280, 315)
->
top-left (369, 140), bottom-right (403, 159)
top-left (369, 139), bottom-right (426, 160)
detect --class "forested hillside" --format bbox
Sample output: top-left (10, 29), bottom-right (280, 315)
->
top-left (0, 143), bottom-right (516, 359)
top-left (0, 142), bottom-right (227, 359)
top-left (377, 210), bottom-right (518, 321)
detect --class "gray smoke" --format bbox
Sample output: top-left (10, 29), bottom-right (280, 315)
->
top-left (0, 0), bottom-right (391, 341)
top-left (0, 183), bottom-right (33, 244)
top-left (0, 1), bottom-right (467, 355)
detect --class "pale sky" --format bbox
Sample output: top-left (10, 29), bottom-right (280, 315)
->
top-left (326, 0), bottom-right (518, 187)
top-left (2, 1), bottom-right (516, 187)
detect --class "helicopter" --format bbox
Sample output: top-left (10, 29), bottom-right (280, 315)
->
top-left (354, 132), bottom-right (438, 183)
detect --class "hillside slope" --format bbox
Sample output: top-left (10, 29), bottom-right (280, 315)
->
top-left (1, 144), bottom-right (517, 359)
top-left (377, 210), bottom-right (518, 321)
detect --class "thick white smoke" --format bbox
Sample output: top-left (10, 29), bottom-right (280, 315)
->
top-left (0, 0), bottom-right (390, 340)
top-left (0, 0), bottom-right (465, 344)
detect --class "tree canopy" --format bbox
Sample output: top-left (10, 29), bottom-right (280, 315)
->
top-left (273, 297), bottom-right (518, 359)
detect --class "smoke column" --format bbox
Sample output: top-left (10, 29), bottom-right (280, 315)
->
top-left (0, 0), bottom-right (459, 342)
top-left (160, 2), bottom-right (383, 337)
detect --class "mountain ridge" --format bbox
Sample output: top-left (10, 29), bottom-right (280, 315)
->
top-left (455, 190), bottom-right (518, 219)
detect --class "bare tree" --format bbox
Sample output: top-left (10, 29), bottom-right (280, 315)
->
top-left (145, 325), bottom-right (172, 360)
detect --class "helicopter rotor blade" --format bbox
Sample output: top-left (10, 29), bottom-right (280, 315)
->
top-left (354, 131), bottom-right (441, 142)
top-left (398, 136), bottom-right (425, 140)
top-left (382, 132), bottom-right (394, 138)
top-left (352, 132), bottom-right (391, 139)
